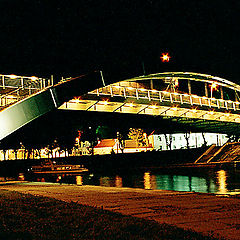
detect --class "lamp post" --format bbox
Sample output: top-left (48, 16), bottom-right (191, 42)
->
top-left (160, 53), bottom-right (171, 62)
top-left (210, 82), bottom-right (218, 99)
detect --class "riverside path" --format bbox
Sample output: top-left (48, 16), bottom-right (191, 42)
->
top-left (1, 182), bottom-right (240, 240)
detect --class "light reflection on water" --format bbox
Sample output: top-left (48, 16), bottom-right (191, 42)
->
top-left (80, 169), bottom-right (240, 195)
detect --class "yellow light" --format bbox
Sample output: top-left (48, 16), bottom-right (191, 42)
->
top-left (209, 111), bottom-right (214, 115)
top-left (144, 172), bottom-right (151, 190)
top-left (172, 107), bottom-right (178, 111)
top-left (151, 105), bottom-right (158, 109)
top-left (8, 74), bottom-right (18, 79)
top-left (151, 89), bottom-right (158, 93)
top-left (6, 95), bottom-right (17, 99)
top-left (114, 85), bottom-right (121, 89)
top-left (128, 103), bottom-right (134, 107)
top-left (30, 76), bottom-right (38, 81)
top-left (211, 82), bottom-right (218, 91)
top-left (217, 170), bottom-right (227, 194)
top-left (73, 97), bottom-right (81, 103)
top-left (103, 101), bottom-right (108, 105)
top-left (127, 87), bottom-right (134, 90)
top-left (139, 88), bottom-right (146, 91)
top-left (192, 108), bottom-right (197, 113)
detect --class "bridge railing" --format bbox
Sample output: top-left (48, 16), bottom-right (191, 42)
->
top-left (0, 74), bottom-right (52, 110)
top-left (89, 84), bottom-right (240, 111)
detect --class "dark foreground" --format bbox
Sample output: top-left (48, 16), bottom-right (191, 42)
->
top-left (1, 183), bottom-right (237, 240)
top-left (0, 189), bottom-right (220, 240)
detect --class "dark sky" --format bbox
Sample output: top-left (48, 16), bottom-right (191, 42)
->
top-left (0, 0), bottom-right (239, 84)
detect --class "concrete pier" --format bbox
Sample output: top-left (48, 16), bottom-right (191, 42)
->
top-left (1, 182), bottom-right (240, 240)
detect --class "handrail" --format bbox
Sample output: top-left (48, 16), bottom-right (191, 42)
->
top-left (87, 85), bottom-right (240, 112)
top-left (0, 87), bottom-right (21, 99)
top-left (0, 77), bottom-right (52, 109)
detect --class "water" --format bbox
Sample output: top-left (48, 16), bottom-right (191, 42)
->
top-left (24, 154), bottom-right (240, 195)
top-left (50, 168), bottom-right (240, 195)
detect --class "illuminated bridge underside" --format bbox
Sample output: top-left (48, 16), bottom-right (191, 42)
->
top-left (60, 72), bottom-right (240, 134)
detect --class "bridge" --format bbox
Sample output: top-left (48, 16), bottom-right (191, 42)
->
top-left (1, 71), bottom-right (240, 144)
top-left (60, 72), bottom-right (240, 135)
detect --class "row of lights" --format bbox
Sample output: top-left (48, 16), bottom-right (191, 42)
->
top-left (72, 96), bottom-right (235, 113)
top-left (0, 74), bottom-right (38, 81)
top-left (71, 97), bottom-right (234, 119)
top-left (101, 101), bottom-right (234, 118)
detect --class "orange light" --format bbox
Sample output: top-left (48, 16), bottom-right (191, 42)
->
top-left (160, 53), bottom-right (170, 62)
top-left (73, 97), bottom-right (81, 103)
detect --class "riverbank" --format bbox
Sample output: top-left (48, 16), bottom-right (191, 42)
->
top-left (1, 182), bottom-right (240, 239)
top-left (0, 147), bottom-right (208, 177)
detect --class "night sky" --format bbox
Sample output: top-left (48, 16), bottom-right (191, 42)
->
top-left (0, 0), bottom-right (239, 84)
top-left (1, 0), bottom-right (240, 146)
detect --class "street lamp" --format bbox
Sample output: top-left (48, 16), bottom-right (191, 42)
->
top-left (210, 82), bottom-right (218, 98)
top-left (160, 53), bottom-right (171, 62)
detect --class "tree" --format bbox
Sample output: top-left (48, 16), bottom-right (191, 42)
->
top-left (128, 128), bottom-right (148, 147)
top-left (184, 132), bottom-right (190, 149)
top-left (201, 132), bottom-right (207, 147)
top-left (164, 134), bottom-right (173, 150)
top-left (96, 126), bottom-right (112, 140)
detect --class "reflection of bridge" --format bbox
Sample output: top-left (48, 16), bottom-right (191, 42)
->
top-left (60, 72), bottom-right (240, 134)
top-left (1, 71), bottom-right (240, 142)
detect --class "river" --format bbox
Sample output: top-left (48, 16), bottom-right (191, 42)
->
top-left (37, 167), bottom-right (240, 195)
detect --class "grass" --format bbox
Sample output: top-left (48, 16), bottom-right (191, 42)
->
top-left (0, 189), bottom-right (223, 240)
